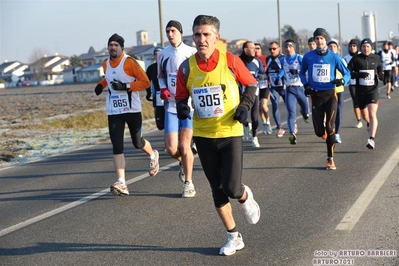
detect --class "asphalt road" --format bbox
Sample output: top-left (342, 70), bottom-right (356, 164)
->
top-left (1, 87), bottom-right (398, 266)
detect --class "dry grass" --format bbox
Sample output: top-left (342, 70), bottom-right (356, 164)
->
top-left (0, 84), bottom-right (156, 163)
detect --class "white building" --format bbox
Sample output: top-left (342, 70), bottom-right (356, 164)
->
top-left (362, 11), bottom-right (378, 43)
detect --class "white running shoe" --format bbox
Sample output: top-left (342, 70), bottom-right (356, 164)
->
top-left (335, 134), bottom-right (342, 143)
top-left (366, 138), bottom-right (375, 149)
top-left (110, 181), bottom-right (129, 196)
top-left (394, 81), bottom-right (398, 88)
top-left (264, 123), bottom-right (272, 135)
top-left (356, 121), bottom-right (363, 129)
top-left (239, 185), bottom-right (260, 224)
top-left (149, 150), bottom-right (159, 176)
top-left (182, 181), bottom-right (196, 198)
top-left (178, 162), bottom-right (185, 183)
top-left (252, 136), bottom-right (260, 148)
top-left (219, 232), bottom-right (245, 256)
top-left (276, 127), bottom-right (285, 138)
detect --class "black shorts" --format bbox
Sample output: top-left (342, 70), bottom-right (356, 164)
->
top-left (259, 88), bottom-right (270, 99)
top-left (108, 113), bottom-right (145, 154)
top-left (356, 89), bottom-right (380, 109)
top-left (193, 136), bottom-right (244, 207)
top-left (383, 70), bottom-right (392, 85)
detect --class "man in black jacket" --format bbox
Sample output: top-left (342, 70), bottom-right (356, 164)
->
top-left (145, 46), bottom-right (165, 130)
top-left (347, 38), bottom-right (383, 149)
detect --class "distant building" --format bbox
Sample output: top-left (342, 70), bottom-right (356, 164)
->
top-left (0, 61), bottom-right (29, 87)
top-left (23, 55), bottom-right (69, 85)
top-left (137, 30), bottom-right (149, 46)
top-left (362, 11), bottom-right (378, 43)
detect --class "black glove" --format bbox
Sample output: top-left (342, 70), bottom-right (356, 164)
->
top-left (334, 78), bottom-right (344, 86)
top-left (274, 78), bottom-right (280, 86)
top-left (177, 100), bottom-right (191, 120)
top-left (289, 69), bottom-right (299, 75)
top-left (94, 84), bottom-right (103, 96)
top-left (145, 88), bottom-right (152, 102)
top-left (304, 84), bottom-right (313, 97)
top-left (111, 79), bottom-right (129, 91)
top-left (358, 72), bottom-right (369, 79)
top-left (233, 106), bottom-right (248, 124)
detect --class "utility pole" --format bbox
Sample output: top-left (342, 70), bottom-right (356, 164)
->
top-left (277, 0), bottom-right (282, 48)
top-left (337, 3), bottom-right (342, 56)
top-left (158, 0), bottom-right (164, 47)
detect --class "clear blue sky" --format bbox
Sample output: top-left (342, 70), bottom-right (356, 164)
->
top-left (1, 0), bottom-right (398, 63)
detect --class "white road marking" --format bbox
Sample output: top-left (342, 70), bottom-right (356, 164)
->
top-left (0, 161), bottom-right (180, 237)
top-left (335, 144), bottom-right (399, 231)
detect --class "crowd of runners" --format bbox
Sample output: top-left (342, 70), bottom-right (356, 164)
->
top-left (93, 14), bottom-right (398, 256)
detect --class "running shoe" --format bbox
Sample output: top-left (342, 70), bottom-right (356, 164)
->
top-left (252, 136), bottom-right (260, 148)
top-left (394, 81), bottom-right (398, 88)
top-left (356, 121), bottom-right (363, 129)
top-left (191, 142), bottom-right (198, 155)
top-left (264, 123), bottom-right (272, 135)
top-left (149, 150), bottom-right (159, 176)
top-left (239, 185), bottom-right (260, 224)
top-left (262, 124), bottom-right (267, 134)
top-left (182, 181), bottom-right (196, 198)
top-left (219, 232), bottom-right (245, 256)
top-left (243, 125), bottom-right (250, 140)
top-left (366, 138), bottom-right (375, 149)
top-left (178, 162), bottom-right (185, 183)
top-left (335, 134), bottom-right (342, 143)
top-left (326, 157), bottom-right (336, 170)
top-left (276, 127), bottom-right (285, 138)
top-left (289, 133), bottom-right (297, 145)
top-left (303, 113), bottom-right (310, 123)
top-left (387, 93), bottom-right (391, 99)
top-left (110, 181), bottom-right (129, 196)
top-left (294, 122), bottom-right (298, 134)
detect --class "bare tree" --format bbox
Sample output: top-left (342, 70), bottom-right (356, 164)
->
top-left (28, 47), bottom-right (48, 83)
top-left (297, 29), bottom-right (313, 54)
top-left (28, 47), bottom-right (48, 63)
top-left (255, 37), bottom-right (279, 55)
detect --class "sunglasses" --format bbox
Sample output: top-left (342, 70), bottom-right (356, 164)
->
top-left (269, 47), bottom-right (278, 51)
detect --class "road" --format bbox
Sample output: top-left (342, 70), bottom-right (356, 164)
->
top-left (1, 88), bottom-right (398, 266)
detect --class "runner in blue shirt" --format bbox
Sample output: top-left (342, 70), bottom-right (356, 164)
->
top-left (299, 28), bottom-right (350, 170)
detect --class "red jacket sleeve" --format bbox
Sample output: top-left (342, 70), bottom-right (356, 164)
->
top-left (175, 61), bottom-right (190, 101)
top-left (227, 52), bottom-right (257, 86)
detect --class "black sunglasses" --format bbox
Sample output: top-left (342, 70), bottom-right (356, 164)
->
top-left (269, 47), bottom-right (277, 51)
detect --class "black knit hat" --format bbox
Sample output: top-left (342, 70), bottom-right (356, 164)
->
top-left (360, 38), bottom-right (373, 48)
top-left (108, 33), bottom-right (124, 49)
top-left (313, 28), bottom-right (329, 40)
top-left (166, 20), bottom-right (183, 34)
top-left (349, 39), bottom-right (360, 47)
